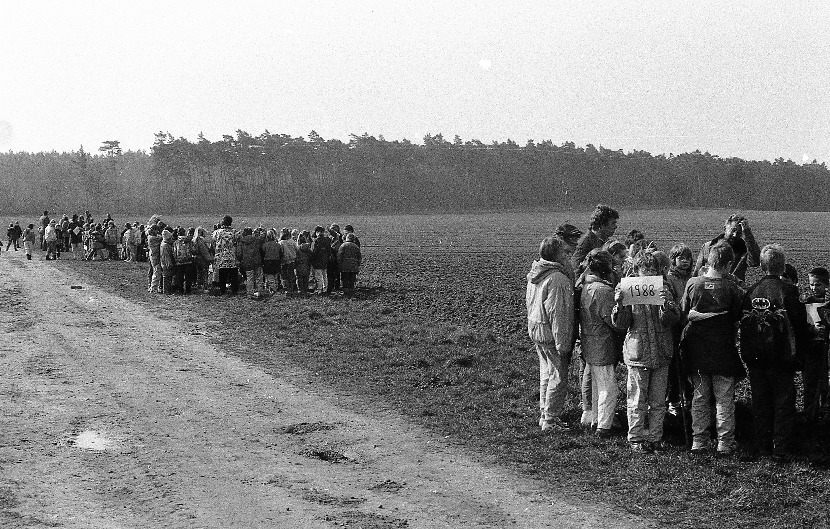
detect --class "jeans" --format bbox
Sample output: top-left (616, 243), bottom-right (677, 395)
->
top-left (626, 365), bottom-right (669, 443)
top-left (281, 263), bottom-right (297, 292)
top-left (748, 366), bottom-right (796, 454)
top-left (588, 364), bottom-right (619, 430)
top-left (313, 267), bottom-right (328, 293)
top-left (535, 342), bottom-right (570, 423)
top-left (245, 267), bottom-right (264, 296)
top-left (691, 374), bottom-right (736, 451)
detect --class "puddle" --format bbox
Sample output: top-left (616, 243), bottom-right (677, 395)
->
top-left (73, 430), bottom-right (113, 451)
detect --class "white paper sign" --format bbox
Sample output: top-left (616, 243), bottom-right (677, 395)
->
top-left (807, 303), bottom-right (824, 327)
top-left (619, 276), bottom-right (664, 306)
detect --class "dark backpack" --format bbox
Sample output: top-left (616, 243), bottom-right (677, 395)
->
top-left (739, 297), bottom-right (798, 367)
top-left (173, 239), bottom-right (192, 263)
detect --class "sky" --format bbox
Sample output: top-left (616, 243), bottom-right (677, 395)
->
top-left (2, 1), bottom-right (830, 163)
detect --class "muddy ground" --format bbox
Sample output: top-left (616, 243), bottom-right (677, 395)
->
top-left (0, 250), bottom-right (648, 528)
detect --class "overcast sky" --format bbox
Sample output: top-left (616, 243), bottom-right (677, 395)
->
top-left (2, 1), bottom-right (829, 162)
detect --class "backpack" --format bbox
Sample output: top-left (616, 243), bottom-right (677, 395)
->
top-left (739, 297), bottom-right (798, 368)
top-left (174, 239), bottom-right (192, 263)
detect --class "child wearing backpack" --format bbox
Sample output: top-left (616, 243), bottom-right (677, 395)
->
top-left (680, 242), bottom-right (745, 455)
top-left (173, 227), bottom-right (195, 294)
top-left (802, 267), bottom-right (830, 423)
top-left (612, 249), bottom-right (681, 453)
top-left (22, 224), bottom-right (35, 260)
top-left (740, 244), bottom-right (811, 460)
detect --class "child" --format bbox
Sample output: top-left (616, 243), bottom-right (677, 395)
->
top-left (147, 226), bottom-right (162, 293)
top-left (279, 228), bottom-right (299, 293)
top-left (262, 229), bottom-right (283, 294)
top-left (22, 224), bottom-right (35, 260)
top-left (802, 267), bottom-right (829, 422)
top-left (159, 229), bottom-right (176, 294)
top-left (666, 243), bottom-right (694, 415)
top-left (680, 242), bottom-right (745, 455)
top-left (173, 227), bottom-right (195, 294)
top-left (612, 249), bottom-right (681, 453)
top-left (580, 249), bottom-right (623, 436)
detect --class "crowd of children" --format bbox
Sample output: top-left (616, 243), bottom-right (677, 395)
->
top-left (527, 204), bottom-right (826, 461)
top-left (6, 211), bottom-right (364, 298)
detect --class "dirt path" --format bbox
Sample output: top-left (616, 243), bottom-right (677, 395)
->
top-left (0, 251), bottom-right (650, 528)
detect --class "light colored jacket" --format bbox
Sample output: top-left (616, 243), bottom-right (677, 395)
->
top-left (580, 274), bottom-right (622, 365)
top-left (612, 289), bottom-right (680, 369)
top-left (525, 259), bottom-right (574, 353)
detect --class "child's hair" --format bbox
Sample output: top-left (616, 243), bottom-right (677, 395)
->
top-left (242, 227), bottom-right (253, 236)
top-left (760, 244), bottom-right (786, 275)
top-left (783, 263), bottom-right (799, 285)
top-left (539, 236), bottom-right (566, 261)
top-left (585, 249), bottom-right (614, 279)
top-left (27, 223), bottom-right (34, 229)
top-left (632, 248), bottom-right (661, 274)
top-left (625, 229), bottom-right (645, 247)
top-left (602, 240), bottom-right (627, 257)
top-left (668, 243), bottom-right (693, 262)
top-left (652, 250), bottom-right (671, 275)
top-left (222, 215), bottom-right (233, 227)
top-left (809, 267), bottom-right (830, 285)
top-left (266, 229), bottom-right (277, 241)
top-left (177, 227), bottom-right (186, 237)
top-left (707, 241), bottom-right (735, 270)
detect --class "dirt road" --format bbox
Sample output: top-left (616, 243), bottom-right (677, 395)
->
top-left (0, 251), bottom-right (649, 528)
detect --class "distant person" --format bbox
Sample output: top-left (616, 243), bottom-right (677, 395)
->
top-left (12, 222), bottom-right (22, 251)
top-left (571, 205), bottom-right (619, 274)
top-left (22, 224), bottom-right (35, 260)
top-left (740, 244), bottom-right (810, 461)
top-left (680, 242), bottom-right (744, 456)
top-left (38, 210), bottom-right (50, 250)
top-left (343, 224), bottom-right (361, 248)
top-left (44, 220), bottom-right (58, 260)
top-left (6, 223), bottom-right (15, 251)
top-left (526, 235), bottom-right (575, 433)
top-left (693, 214), bottom-right (760, 283)
top-left (262, 229), bottom-right (283, 295)
top-left (579, 249), bottom-right (623, 436)
top-left (295, 231), bottom-right (313, 296)
top-left (802, 267), bottom-right (830, 423)
top-left (327, 224), bottom-right (343, 294)
top-left (173, 227), bottom-right (196, 294)
top-left (278, 228), bottom-right (299, 293)
top-left (310, 225), bottom-right (331, 295)
top-left (612, 249), bottom-right (680, 453)
top-left (159, 228), bottom-right (176, 294)
top-left (338, 233), bottom-right (362, 294)
top-left (212, 215), bottom-right (240, 295)
top-left (146, 225), bottom-right (163, 293)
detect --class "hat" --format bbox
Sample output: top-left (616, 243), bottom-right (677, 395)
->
top-left (556, 224), bottom-right (582, 242)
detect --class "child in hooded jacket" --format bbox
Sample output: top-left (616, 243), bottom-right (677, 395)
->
top-left (262, 229), bottom-right (283, 294)
top-left (159, 229), bottom-right (176, 294)
top-left (612, 249), bottom-right (681, 453)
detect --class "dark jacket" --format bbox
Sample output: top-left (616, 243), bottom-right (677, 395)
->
top-left (570, 231), bottom-right (604, 276)
top-left (741, 275), bottom-right (810, 370)
top-left (236, 234), bottom-right (263, 271)
top-left (680, 275), bottom-right (744, 377)
top-left (694, 232), bottom-right (760, 282)
top-left (310, 235), bottom-right (331, 269)
top-left (337, 241), bottom-right (362, 273)
top-left (295, 242), bottom-right (312, 276)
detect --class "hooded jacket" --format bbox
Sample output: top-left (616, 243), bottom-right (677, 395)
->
top-left (612, 285), bottom-right (681, 369)
top-left (236, 234), bottom-right (263, 271)
top-left (147, 233), bottom-right (162, 266)
top-left (580, 274), bottom-right (622, 365)
top-left (337, 241), bottom-right (362, 272)
top-left (525, 259), bottom-right (574, 353)
top-left (159, 231), bottom-right (176, 274)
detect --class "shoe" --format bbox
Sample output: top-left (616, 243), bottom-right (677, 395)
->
top-left (667, 402), bottom-right (681, 417)
top-left (716, 448), bottom-right (734, 458)
top-left (630, 442), bottom-right (654, 454)
top-left (580, 410), bottom-right (596, 429)
top-left (690, 441), bottom-right (710, 454)
top-left (541, 418), bottom-right (571, 433)
top-left (650, 440), bottom-right (671, 452)
top-left (596, 428), bottom-right (614, 439)
top-left (539, 415), bottom-right (545, 428)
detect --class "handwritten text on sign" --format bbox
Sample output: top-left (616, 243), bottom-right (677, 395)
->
top-left (619, 276), bottom-right (664, 306)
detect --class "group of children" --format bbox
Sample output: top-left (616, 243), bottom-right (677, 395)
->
top-left (528, 205), bottom-right (825, 460)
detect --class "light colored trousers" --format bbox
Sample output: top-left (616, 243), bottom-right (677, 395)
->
top-left (583, 364), bottom-right (619, 430)
top-left (535, 343), bottom-right (570, 423)
top-left (313, 267), bottom-right (328, 293)
top-left (626, 365), bottom-right (669, 443)
top-left (246, 267), bottom-right (264, 295)
top-left (691, 374), bottom-right (736, 451)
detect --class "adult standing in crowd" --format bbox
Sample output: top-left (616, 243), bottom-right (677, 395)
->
top-left (693, 214), bottom-right (760, 283)
top-left (212, 215), bottom-right (240, 295)
top-left (526, 235), bottom-right (575, 433)
top-left (327, 224), bottom-right (343, 294)
top-left (38, 210), bottom-right (50, 251)
top-left (570, 204), bottom-right (620, 274)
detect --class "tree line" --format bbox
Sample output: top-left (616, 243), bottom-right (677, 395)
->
top-left (1, 131), bottom-right (828, 214)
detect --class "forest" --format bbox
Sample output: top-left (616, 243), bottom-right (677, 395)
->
top-left (0, 130), bottom-right (828, 214)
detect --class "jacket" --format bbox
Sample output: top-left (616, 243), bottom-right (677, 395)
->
top-left (742, 275), bottom-right (810, 370)
top-left (236, 234), bottom-right (263, 271)
top-left (279, 238), bottom-right (298, 264)
top-left (262, 240), bottom-right (283, 262)
top-left (571, 231), bottom-right (604, 275)
top-left (173, 237), bottom-right (194, 265)
top-left (680, 275), bottom-right (744, 377)
top-left (159, 233), bottom-right (176, 275)
top-left (192, 236), bottom-right (213, 266)
top-left (579, 274), bottom-right (622, 365)
top-left (104, 227), bottom-right (119, 245)
top-left (525, 259), bottom-right (574, 353)
top-left (295, 242), bottom-right (312, 275)
top-left (147, 233), bottom-right (162, 266)
top-left (612, 285), bottom-right (681, 369)
top-left (337, 241), bottom-right (362, 272)
top-left (212, 227), bottom-right (238, 269)
top-left (310, 235), bottom-right (331, 269)
top-left (694, 233), bottom-right (760, 282)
